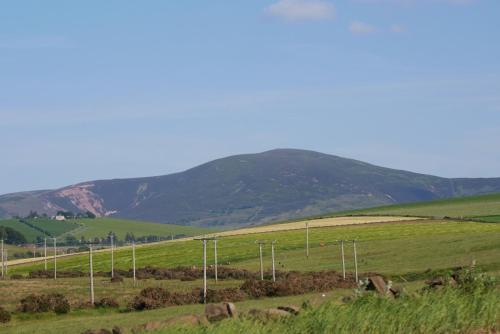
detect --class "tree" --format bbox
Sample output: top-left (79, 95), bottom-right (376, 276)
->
top-left (26, 210), bottom-right (39, 219)
top-left (125, 232), bottom-right (135, 242)
top-left (65, 235), bottom-right (78, 246)
top-left (85, 211), bottom-right (96, 219)
top-left (0, 226), bottom-right (27, 244)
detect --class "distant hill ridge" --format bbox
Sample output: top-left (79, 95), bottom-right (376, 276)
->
top-left (2, 148), bottom-right (500, 227)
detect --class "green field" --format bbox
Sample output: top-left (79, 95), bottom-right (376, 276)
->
top-left (2, 218), bottom-right (499, 334)
top-left (0, 219), bottom-right (45, 242)
top-left (341, 193), bottom-right (500, 220)
top-left (2, 217), bottom-right (500, 333)
top-left (0, 217), bottom-right (214, 243)
top-left (25, 218), bottom-right (80, 236)
top-left (10, 219), bottom-right (500, 277)
top-left (63, 218), bottom-right (215, 240)
top-left (3, 194), bottom-right (500, 334)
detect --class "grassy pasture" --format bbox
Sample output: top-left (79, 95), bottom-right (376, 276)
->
top-left (343, 193), bottom-right (500, 219)
top-left (9, 219), bottom-right (500, 278)
top-left (0, 219), bottom-right (44, 242)
top-left (64, 218), bottom-right (214, 240)
top-left (25, 218), bottom-right (80, 237)
top-left (0, 217), bottom-right (214, 244)
top-left (0, 287), bottom-right (353, 334)
top-left (1, 218), bottom-right (499, 334)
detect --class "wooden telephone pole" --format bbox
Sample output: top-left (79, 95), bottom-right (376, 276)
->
top-left (194, 236), bottom-right (218, 304)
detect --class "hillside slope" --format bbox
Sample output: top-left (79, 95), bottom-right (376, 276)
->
top-left (342, 193), bottom-right (500, 220)
top-left (1, 149), bottom-right (500, 227)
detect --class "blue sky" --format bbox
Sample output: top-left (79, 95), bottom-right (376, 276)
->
top-left (1, 0), bottom-right (499, 194)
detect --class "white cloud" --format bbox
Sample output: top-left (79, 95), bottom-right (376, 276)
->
top-left (390, 24), bottom-right (406, 33)
top-left (266, 0), bottom-right (336, 21)
top-left (349, 21), bottom-right (378, 34)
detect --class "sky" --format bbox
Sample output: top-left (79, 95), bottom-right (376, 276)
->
top-left (1, 0), bottom-right (499, 194)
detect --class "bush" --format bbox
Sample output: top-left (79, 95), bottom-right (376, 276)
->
top-left (95, 297), bottom-right (119, 308)
top-left (54, 298), bottom-right (71, 314)
top-left (0, 307), bottom-right (11, 323)
top-left (110, 276), bottom-right (124, 283)
top-left (19, 293), bottom-right (70, 314)
top-left (130, 287), bottom-right (171, 311)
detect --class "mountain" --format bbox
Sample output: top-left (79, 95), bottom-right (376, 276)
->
top-left (2, 149), bottom-right (500, 228)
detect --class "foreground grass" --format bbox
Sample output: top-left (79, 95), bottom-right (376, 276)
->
top-left (0, 277), bottom-right (242, 312)
top-left (0, 290), bottom-right (349, 334)
top-left (156, 288), bottom-right (500, 334)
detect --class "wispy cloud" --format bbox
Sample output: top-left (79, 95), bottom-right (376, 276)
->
top-left (0, 36), bottom-right (74, 49)
top-left (390, 24), bottom-right (406, 33)
top-left (349, 21), bottom-right (378, 34)
top-left (265, 0), bottom-right (336, 21)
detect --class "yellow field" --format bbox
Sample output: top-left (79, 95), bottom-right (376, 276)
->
top-left (207, 216), bottom-right (422, 237)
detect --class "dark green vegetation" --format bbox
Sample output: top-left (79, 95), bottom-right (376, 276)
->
top-left (0, 226), bottom-right (27, 244)
top-left (2, 149), bottom-right (500, 228)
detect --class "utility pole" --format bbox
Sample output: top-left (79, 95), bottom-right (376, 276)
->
top-left (271, 240), bottom-right (276, 282)
top-left (110, 234), bottom-right (114, 278)
top-left (89, 245), bottom-right (94, 305)
top-left (53, 237), bottom-right (57, 280)
top-left (214, 239), bottom-right (218, 283)
top-left (195, 236), bottom-right (217, 304)
top-left (203, 239), bottom-right (207, 303)
top-left (256, 241), bottom-right (265, 280)
top-left (1, 239), bottom-right (4, 279)
top-left (306, 222), bottom-right (309, 259)
top-left (353, 240), bottom-right (358, 284)
top-left (44, 238), bottom-right (47, 270)
top-left (132, 241), bottom-right (136, 286)
top-left (4, 249), bottom-right (7, 276)
top-left (340, 240), bottom-right (346, 280)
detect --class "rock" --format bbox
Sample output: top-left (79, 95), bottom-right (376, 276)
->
top-left (164, 314), bottom-right (208, 326)
top-left (81, 330), bottom-right (112, 334)
top-left (366, 276), bottom-right (388, 295)
top-left (388, 286), bottom-right (403, 299)
top-left (265, 308), bottom-right (292, 319)
top-left (205, 302), bottom-right (237, 322)
top-left (277, 305), bottom-right (300, 315)
top-left (112, 327), bottom-right (123, 334)
top-left (426, 277), bottom-right (445, 288)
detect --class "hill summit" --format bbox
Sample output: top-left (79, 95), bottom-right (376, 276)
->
top-left (1, 149), bottom-right (500, 227)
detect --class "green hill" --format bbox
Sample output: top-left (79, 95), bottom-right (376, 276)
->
top-left (0, 217), bottom-right (214, 243)
top-left (63, 217), bottom-right (215, 240)
top-left (2, 149), bottom-right (500, 228)
top-left (342, 193), bottom-right (500, 222)
top-left (0, 219), bottom-right (46, 242)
